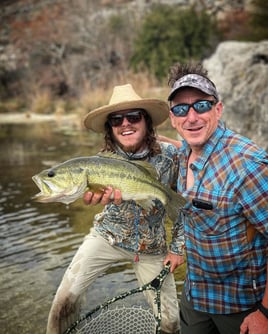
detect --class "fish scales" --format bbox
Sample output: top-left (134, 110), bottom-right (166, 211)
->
top-left (32, 153), bottom-right (186, 221)
top-left (87, 155), bottom-right (167, 202)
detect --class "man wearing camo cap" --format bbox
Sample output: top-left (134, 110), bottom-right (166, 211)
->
top-left (167, 62), bottom-right (268, 334)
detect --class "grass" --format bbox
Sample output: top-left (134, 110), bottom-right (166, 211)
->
top-left (78, 70), bottom-right (169, 115)
top-left (0, 70), bottom-right (170, 119)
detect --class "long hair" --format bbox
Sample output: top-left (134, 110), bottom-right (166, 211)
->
top-left (102, 110), bottom-right (161, 157)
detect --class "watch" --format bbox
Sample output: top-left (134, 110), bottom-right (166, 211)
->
top-left (258, 302), bottom-right (268, 319)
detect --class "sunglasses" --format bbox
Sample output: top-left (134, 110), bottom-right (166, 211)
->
top-left (171, 100), bottom-right (216, 117)
top-left (107, 110), bottom-right (144, 127)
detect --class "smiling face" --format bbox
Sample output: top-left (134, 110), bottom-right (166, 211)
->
top-left (109, 109), bottom-right (148, 153)
top-left (169, 87), bottom-right (223, 155)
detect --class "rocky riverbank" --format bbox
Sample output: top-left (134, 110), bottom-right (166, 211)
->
top-left (204, 40), bottom-right (268, 150)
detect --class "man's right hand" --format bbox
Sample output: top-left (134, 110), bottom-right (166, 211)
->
top-left (83, 186), bottom-right (122, 206)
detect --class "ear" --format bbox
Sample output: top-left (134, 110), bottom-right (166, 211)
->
top-left (215, 101), bottom-right (223, 120)
top-left (169, 111), bottom-right (176, 128)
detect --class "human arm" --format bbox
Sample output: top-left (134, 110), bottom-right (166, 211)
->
top-left (239, 154), bottom-right (268, 333)
top-left (164, 212), bottom-right (185, 273)
top-left (165, 211), bottom-right (185, 273)
top-left (157, 134), bottom-right (182, 149)
top-left (240, 264), bottom-right (268, 334)
top-left (158, 142), bottom-right (185, 272)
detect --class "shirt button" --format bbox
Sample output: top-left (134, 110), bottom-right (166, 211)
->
top-left (189, 163), bottom-right (196, 170)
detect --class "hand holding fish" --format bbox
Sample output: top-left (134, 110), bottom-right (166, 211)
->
top-left (83, 187), bottom-right (122, 206)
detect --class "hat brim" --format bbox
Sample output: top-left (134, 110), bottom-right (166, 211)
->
top-left (168, 74), bottom-right (219, 101)
top-left (84, 99), bottom-right (169, 132)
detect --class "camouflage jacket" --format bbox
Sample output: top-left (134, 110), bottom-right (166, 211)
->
top-left (93, 142), bottom-right (184, 256)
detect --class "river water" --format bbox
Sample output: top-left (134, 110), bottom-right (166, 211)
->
top-left (0, 116), bottom-right (182, 334)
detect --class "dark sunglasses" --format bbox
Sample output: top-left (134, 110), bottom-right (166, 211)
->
top-left (107, 110), bottom-right (144, 127)
top-left (171, 100), bottom-right (216, 117)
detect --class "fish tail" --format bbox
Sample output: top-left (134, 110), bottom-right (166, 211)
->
top-left (166, 188), bottom-right (186, 221)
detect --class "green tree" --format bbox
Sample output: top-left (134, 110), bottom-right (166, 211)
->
top-left (130, 4), bottom-right (218, 81)
top-left (249, 0), bottom-right (268, 40)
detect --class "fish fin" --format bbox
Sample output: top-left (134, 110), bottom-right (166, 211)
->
top-left (130, 160), bottom-right (159, 180)
top-left (165, 186), bottom-right (187, 221)
top-left (96, 152), bottom-right (124, 160)
top-left (87, 183), bottom-right (106, 193)
top-left (97, 152), bottom-right (159, 180)
top-left (135, 199), bottom-right (155, 212)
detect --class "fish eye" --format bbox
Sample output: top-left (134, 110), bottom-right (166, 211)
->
top-left (47, 170), bottom-right (55, 177)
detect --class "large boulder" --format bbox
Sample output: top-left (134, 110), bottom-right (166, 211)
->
top-left (204, 40), bottom-right (268, 150)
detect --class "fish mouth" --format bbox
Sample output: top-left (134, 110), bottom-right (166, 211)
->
top-left (31, 175), bottom-right (87, 205)
top-left (32, 193), bottom-right (60, 203)
top-left (32, 176), bottom-right (69, 203)
top-left (32, 188), bottom-right (77, 204)
top-left (32, 175), bottom-right (60, 194)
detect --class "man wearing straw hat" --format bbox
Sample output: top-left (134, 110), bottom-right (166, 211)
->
top-left (46, 84), bottom-right (185, 334)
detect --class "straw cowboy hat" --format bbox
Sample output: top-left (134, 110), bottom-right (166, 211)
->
top-left (83, 84), bottom-right (169, 133)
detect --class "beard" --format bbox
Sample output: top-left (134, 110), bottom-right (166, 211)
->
top-left (109, 128), bottom-right (148, 154)
top-left (118, 142), bottom-right (144, 153)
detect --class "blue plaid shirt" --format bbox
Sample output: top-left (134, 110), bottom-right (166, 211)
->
top-left (177, 121), bottom-right (268, 314)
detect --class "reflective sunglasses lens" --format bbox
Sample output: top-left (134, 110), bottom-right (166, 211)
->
top-left (194, 100), bottom-right (214, 113)
top-left (171, 104), bottom-right (190, 117)
top-left (171, 100), bottom-right (215, 117)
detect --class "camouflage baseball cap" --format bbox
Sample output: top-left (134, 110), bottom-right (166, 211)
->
top-left (168, 74), bottom-right (219, 101)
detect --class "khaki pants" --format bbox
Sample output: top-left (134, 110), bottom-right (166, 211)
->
top-left (46, 228), bottom-right (180, 334)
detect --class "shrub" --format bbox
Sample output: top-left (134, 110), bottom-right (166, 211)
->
top-left (249, 0), bottom-right (268, 40)
top-left (130, 4), bottom-right (219, 81)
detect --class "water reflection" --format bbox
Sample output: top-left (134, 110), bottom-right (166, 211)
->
top-left (0, 120), bottom-right (182, 334)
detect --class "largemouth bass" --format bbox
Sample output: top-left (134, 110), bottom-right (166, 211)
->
top-left (32, 153), bottom-right (186, 221)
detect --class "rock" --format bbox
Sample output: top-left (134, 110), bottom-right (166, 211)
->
top-left (204, 40), bottom-right (268, 150)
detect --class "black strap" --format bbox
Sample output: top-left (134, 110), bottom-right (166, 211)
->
top-left (258, 302), bottom-right (268, 319)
